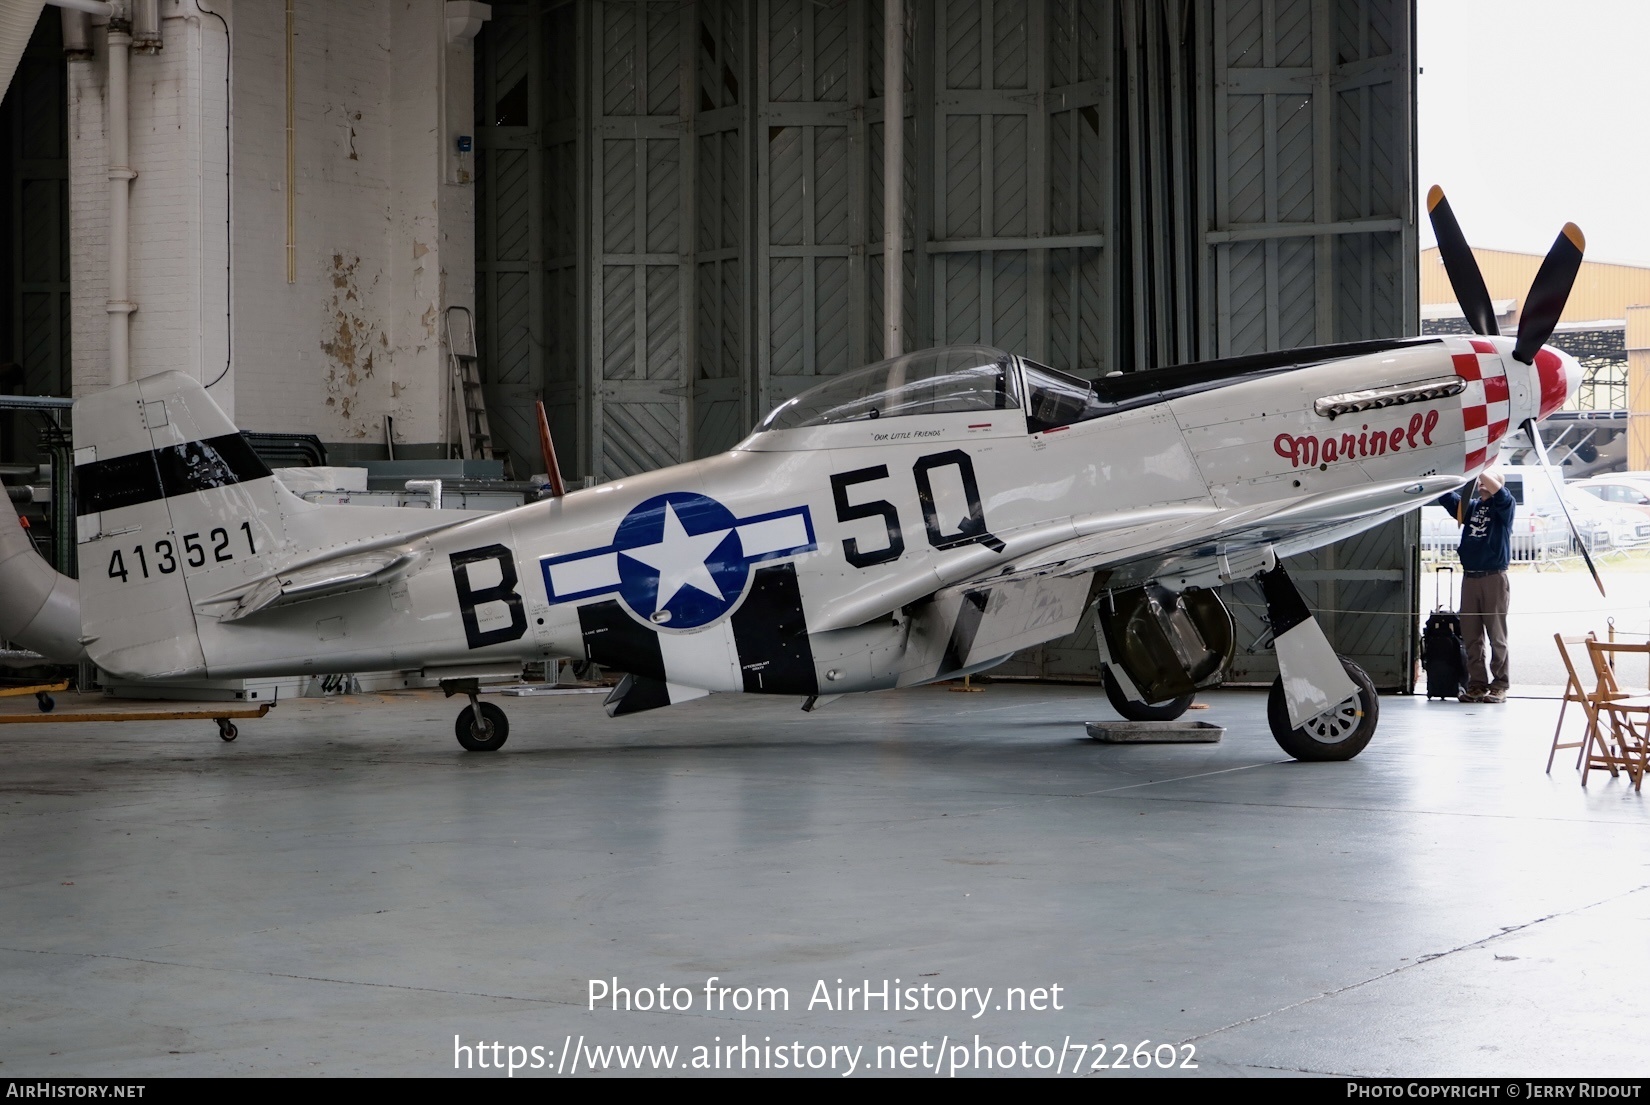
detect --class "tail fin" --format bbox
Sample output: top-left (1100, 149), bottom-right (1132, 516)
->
top-left (75, 372), bottom-right (286, 678)
top-left (75, 372), bottom-right (478, 680)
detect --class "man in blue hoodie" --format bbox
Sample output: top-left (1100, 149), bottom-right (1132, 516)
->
top-left (1434, 466), bottom-right (1515, 703)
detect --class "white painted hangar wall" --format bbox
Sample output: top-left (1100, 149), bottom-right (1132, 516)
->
top-left (65, 0), bottom-right (483, 455)
top-left (66, 0), bottom-right (229, 399)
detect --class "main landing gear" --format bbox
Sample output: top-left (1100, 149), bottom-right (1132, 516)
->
top-left (443, 678), bottom-right (510, 752)
top-left (1256, 565), bottom-right (1379, 761)
top-left (1097, 564), bottom-right (1383, 760)
top-left (1101, 668), bottom-right (1194, 722)
top-left (1094, 585), bottom-right (1230, 725)
top-left (1266, 657), bottom-right (1378, 762)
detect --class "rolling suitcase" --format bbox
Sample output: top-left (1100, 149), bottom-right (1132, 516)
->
top-left (1422, 566), bottom-right (1470, 700)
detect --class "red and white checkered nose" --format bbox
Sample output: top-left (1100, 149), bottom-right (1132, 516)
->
top-left (1453, 338), bottom-right (1510, 471)
top-left (1533, 346), bottom-right (1580, 420)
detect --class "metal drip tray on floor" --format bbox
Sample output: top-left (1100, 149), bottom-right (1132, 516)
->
top-left (1086, 720), bottom-right (1225, 743)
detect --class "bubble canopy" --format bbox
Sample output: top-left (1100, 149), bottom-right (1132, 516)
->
top-left (755, 345), bottom-right (1020, 432)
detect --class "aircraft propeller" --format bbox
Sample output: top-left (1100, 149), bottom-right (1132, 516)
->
top-left (1426, 186), bottom-right (1500, 337)
top-left (1521, 416), bottom-right (1606, 598)
top-left (1425, 186), bottom-right (1602, 595)
top-left (1512, 223), bottom-right (1586, 366)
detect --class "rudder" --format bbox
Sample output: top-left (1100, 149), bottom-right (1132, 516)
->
top-left (75, 372), bottom-right (285, 678)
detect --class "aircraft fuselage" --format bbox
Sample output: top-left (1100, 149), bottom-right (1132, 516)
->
top-left (94, 332), bottom-right (1570, 698)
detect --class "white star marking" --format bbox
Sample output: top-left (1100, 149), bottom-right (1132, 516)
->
top-left (621, 501), bottom-right (733, 609)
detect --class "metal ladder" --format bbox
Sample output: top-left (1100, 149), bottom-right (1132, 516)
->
top-left (445, 305), bottom-right (494, 461)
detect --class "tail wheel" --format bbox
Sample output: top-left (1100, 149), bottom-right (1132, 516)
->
top-left (1102, 667), bottom-right (1194, 722)
top-left (455, 701), bottom-right (509, 752)
top-left (1267, 657), bottom-right (1378, 762)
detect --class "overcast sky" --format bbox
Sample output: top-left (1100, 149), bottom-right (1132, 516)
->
top-left (1417, 0), bottom-right (1650, 265)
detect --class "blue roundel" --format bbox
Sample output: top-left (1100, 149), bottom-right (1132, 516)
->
top-left (613, 492), bottom-right (748, 629)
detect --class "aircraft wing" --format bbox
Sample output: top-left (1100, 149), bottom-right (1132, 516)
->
top-left (976, 474), bottom-right (1458, 587)
top-left (815, 474), bottom-right (1460, 634)
top-left (994, 474), bottom-right (1460, 582)
top-left (809, 503), bottom-right (1221, 632)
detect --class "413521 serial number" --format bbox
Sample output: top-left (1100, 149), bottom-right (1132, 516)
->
top-left (105, 522), bottom-right (257, 582)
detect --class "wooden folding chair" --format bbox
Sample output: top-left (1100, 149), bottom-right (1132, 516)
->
top-left (1549, 632), bottom-right (1600, 772)
top-left (1582, 639), bottom-right (1650, 791)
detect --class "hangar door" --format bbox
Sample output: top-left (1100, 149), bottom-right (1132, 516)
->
top-left (0, 10), bottom-right (70, 473)
top-left (475, 0), bottom-right (1420, 690)
top-left (988, 0), bottom-right (1422, 691)
top-left (1209, 0), bottom-right (1417, 693)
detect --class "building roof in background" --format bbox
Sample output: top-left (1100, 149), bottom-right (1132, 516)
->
top-left (1421, 247), bottom-right (1650, 323)
top-left (1420, 298), bottom-right (1515, 321)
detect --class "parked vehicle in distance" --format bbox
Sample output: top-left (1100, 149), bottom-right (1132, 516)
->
top-left (1500, 465), bottom-right (1559, 513)
top-left (1556, 485), bottom-right (1650, 550)
top-left (1574, 475), bottom-right (1650, 520)
top-left (1499, 465), bottom-right (1648, 549)
top-left (1424, 467), bottom-right (1650, 557)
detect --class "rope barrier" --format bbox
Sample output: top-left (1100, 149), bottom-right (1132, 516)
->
top-left (1422, 549), bottom-right (1648, 569)
top-left (1223, 599), bottom-right (1650, 623)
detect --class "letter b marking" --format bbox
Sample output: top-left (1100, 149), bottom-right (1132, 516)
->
top-left (450, 544), bottom-right (528, 649)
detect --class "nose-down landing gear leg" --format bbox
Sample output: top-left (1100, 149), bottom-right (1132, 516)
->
top-left (1258, 564), bottom-right (1379, 761)
top-left (442, 678), bottom-right (510, 752)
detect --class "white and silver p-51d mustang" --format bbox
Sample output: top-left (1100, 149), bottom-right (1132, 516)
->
top-left (0, 191), bottom-right (1593, 759)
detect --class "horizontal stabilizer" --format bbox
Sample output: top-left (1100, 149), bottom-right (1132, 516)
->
top-left (209, 546), bottom-right (424, 622)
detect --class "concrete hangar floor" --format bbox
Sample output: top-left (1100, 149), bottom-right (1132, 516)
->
top-left (1, 683), bottom-right (1645, 1078)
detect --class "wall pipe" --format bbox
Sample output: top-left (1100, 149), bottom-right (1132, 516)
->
top-left (195, 0), bottom-right (233, 389)
top-left (882, 0), bottom-right (903, 359)
top-left (60, 9), bottom-right (92, 57)
top-left (106, 14), bottom-right (135, 387)
top-left (131, 0), bottom-right (159, 51)
top-left (47, 0), bottom-right (111, 14)
top-left (284, 0), bottom-right (295, 283)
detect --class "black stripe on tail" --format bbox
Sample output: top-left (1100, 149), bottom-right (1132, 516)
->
top-left (76, 434), bottom-right (272, 515)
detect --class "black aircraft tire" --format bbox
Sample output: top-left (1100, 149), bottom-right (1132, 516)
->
top-left (455, 701), bottom-right (510, 752)
top-left (1102, 668), bottom-right (1195, 722)
top-left (1267, 657), bottom-right (1378, 762)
